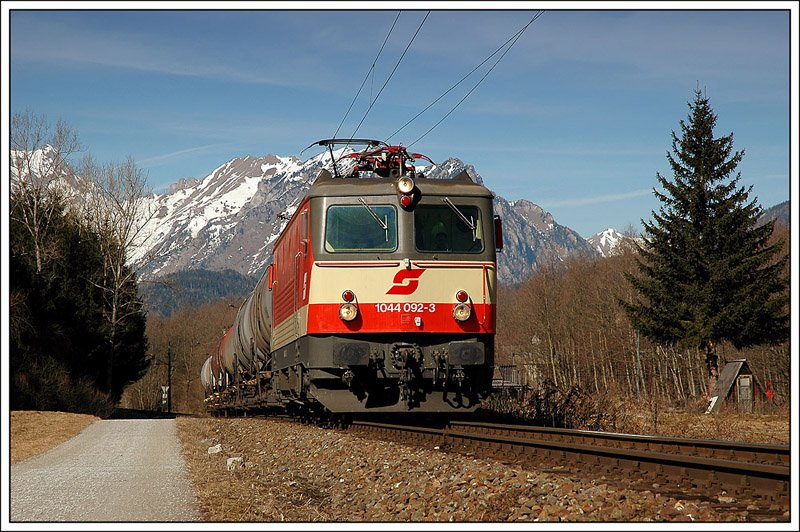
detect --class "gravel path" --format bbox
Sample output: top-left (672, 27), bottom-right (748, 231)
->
top-left (11, 419), bottom-right (200, 522)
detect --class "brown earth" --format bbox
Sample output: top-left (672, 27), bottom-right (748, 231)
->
top-left (10, 410), bottom-right (99, 463)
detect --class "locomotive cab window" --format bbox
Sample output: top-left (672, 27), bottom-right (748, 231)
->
top-left (415, 203), bottom-right (483, 253)
top-left (325, 204), bottom-right (398, 252)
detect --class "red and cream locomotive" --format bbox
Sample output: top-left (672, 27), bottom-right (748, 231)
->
top-left (201, 139), bottom-right (502, 416)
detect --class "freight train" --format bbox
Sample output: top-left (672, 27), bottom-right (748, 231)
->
top-left (200, 139), bottom-right (502, 417)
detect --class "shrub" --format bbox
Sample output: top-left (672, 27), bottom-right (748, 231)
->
top-left (484, 380), bottom-right (631, 432)
top-left (12, 356), bottom-right (115, 417)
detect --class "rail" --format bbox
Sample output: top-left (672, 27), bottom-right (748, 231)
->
top-left (349, 420), bottom-right (790, 508)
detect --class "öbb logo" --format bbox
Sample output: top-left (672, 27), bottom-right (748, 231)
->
top-left (386, 269), bottom-right (426, 295)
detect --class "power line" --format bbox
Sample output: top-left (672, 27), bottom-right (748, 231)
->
top-left (386, 13), bottom-right (540, 143)
top-left (333, 11), bottom-right (401, 139)
top-left (348, 11), bottom-right (430, 141)
top-left (408, 11), bottom-right (545, 149)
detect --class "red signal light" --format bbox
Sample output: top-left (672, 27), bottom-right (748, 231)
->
top-left (342, 290), bottom-right (355, 302)
top-left (456, 290), bottom-right (468, 302)
top-left (400, 195), bottom-right (412, 208)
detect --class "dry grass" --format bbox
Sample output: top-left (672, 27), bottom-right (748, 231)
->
top-left (176, 416), bottom-right (336, 522)
top-left (10, 410), bottom-right (99, 464)
top-left (487, 387), bottom-right (790, 445)
top-left (622, 409), bottom-right (790, 444)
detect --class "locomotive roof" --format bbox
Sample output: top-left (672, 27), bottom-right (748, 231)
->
top-left (307, 169), bottom-right (494, 199)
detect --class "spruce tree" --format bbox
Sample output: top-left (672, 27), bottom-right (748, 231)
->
top-left (623, 88), bottom-right (789, 393)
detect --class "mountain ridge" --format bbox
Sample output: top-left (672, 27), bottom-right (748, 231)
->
top-left (23, 146), bottom-right (786, 284)
top-left (130, 150), bottom-right (596, 283)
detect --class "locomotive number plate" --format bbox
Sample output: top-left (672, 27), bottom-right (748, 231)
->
top-left (374, 302), bottom-right (436, 313)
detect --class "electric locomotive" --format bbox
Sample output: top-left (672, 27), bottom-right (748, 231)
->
top-left (201, 139), bottom-right (503, 415)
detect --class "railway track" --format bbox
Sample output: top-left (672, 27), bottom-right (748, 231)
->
top-left (349, 420), bottom-right (790, 514)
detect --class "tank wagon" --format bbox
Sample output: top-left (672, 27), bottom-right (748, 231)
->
top-left (200, 139), bottom-right (503, 416)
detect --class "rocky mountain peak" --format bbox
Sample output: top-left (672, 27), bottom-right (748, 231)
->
top-left (420, 157), bottom-right (483, 185)
top-left (508, 199), bottom-right (555, 233)
top-left (168, 177), bottom-right (199, 194)
top-left (587, 228), bottom-right (642, 257)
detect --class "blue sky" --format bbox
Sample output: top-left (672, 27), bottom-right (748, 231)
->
top-left (6, 3), bottom-right (794, 237)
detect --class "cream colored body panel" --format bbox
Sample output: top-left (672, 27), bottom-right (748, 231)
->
top-left (270, 262), bottom-right (495, 351)
top-left (272, 305), bottom-right (308, 351)
top-left (309, 261), bottom-right (496, 304)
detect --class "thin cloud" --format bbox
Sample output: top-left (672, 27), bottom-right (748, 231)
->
top-left (140, 144), bottom-right (228, 166)
top-left (542, 188), bottom-right (652, 208)
top-left (11, 16), bottom-right (320, 88)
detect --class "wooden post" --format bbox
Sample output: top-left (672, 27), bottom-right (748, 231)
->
top-left (167, 342), bottom-right (172, 413)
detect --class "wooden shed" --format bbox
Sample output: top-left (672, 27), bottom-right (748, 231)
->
top-left (491, 364), bottom-right (527, 390)
top-left (705, 359), bottom-right (765, 414)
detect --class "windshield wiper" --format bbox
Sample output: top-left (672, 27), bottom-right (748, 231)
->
top-left (359, 197), bottom-right (389, 242)
top-left (443, 197), bottom-right (477, 242)
top-left (358, 198), bottom-right (388, 230)
top-left (443, 197), bottom-right (475, 230)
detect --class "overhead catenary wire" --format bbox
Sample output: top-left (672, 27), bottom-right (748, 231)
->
top-left (332, 11), bottom-right (401, 139)
top-left (347, 11), bottom-right (430, 143)
top-left (386, 12), bottom-right (543, 143)
top-left (407, 11), bottom-right (545, 149)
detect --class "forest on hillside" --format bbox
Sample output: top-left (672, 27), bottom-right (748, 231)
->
top-left (139, 269), bottom-right (257, 317)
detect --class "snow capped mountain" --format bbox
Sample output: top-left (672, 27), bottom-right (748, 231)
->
top-left (11, 145), bottom-right (598, 284)
top-left (129, 152), bottom-right (596, 283)
top-left (587, 228), bottom-right (639, 257)
top-left (496, 198), bottom-right (596, 278)
top-left (419, 158), bottom-right (484, 184)
top-left (11, 145), bottom-right (86, 194)
top-left (130, 149), bottom-right (345, 278)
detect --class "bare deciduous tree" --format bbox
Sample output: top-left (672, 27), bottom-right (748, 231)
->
top-left (121, 298), bottom-right (241, 414)
top-left (496, 228), bottom-right (790, 412)
top-left (10, 111), bottom-right (81, 273)
top-left (81, 155), bottom-right (157, 392)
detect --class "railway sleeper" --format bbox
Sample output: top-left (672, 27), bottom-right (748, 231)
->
top-left (349, 421), bottom-right (791, 513)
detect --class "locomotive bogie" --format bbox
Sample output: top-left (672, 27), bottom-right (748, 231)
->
top-left (263, 334), bottom-right (493, 412)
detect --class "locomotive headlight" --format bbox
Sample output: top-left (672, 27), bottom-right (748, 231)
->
top-left (452, 303), bottom-right (471, 322)
top-left (339, 303), bottom-right (358, 322)
top-left (397, 176), bottom-right (414, 194)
